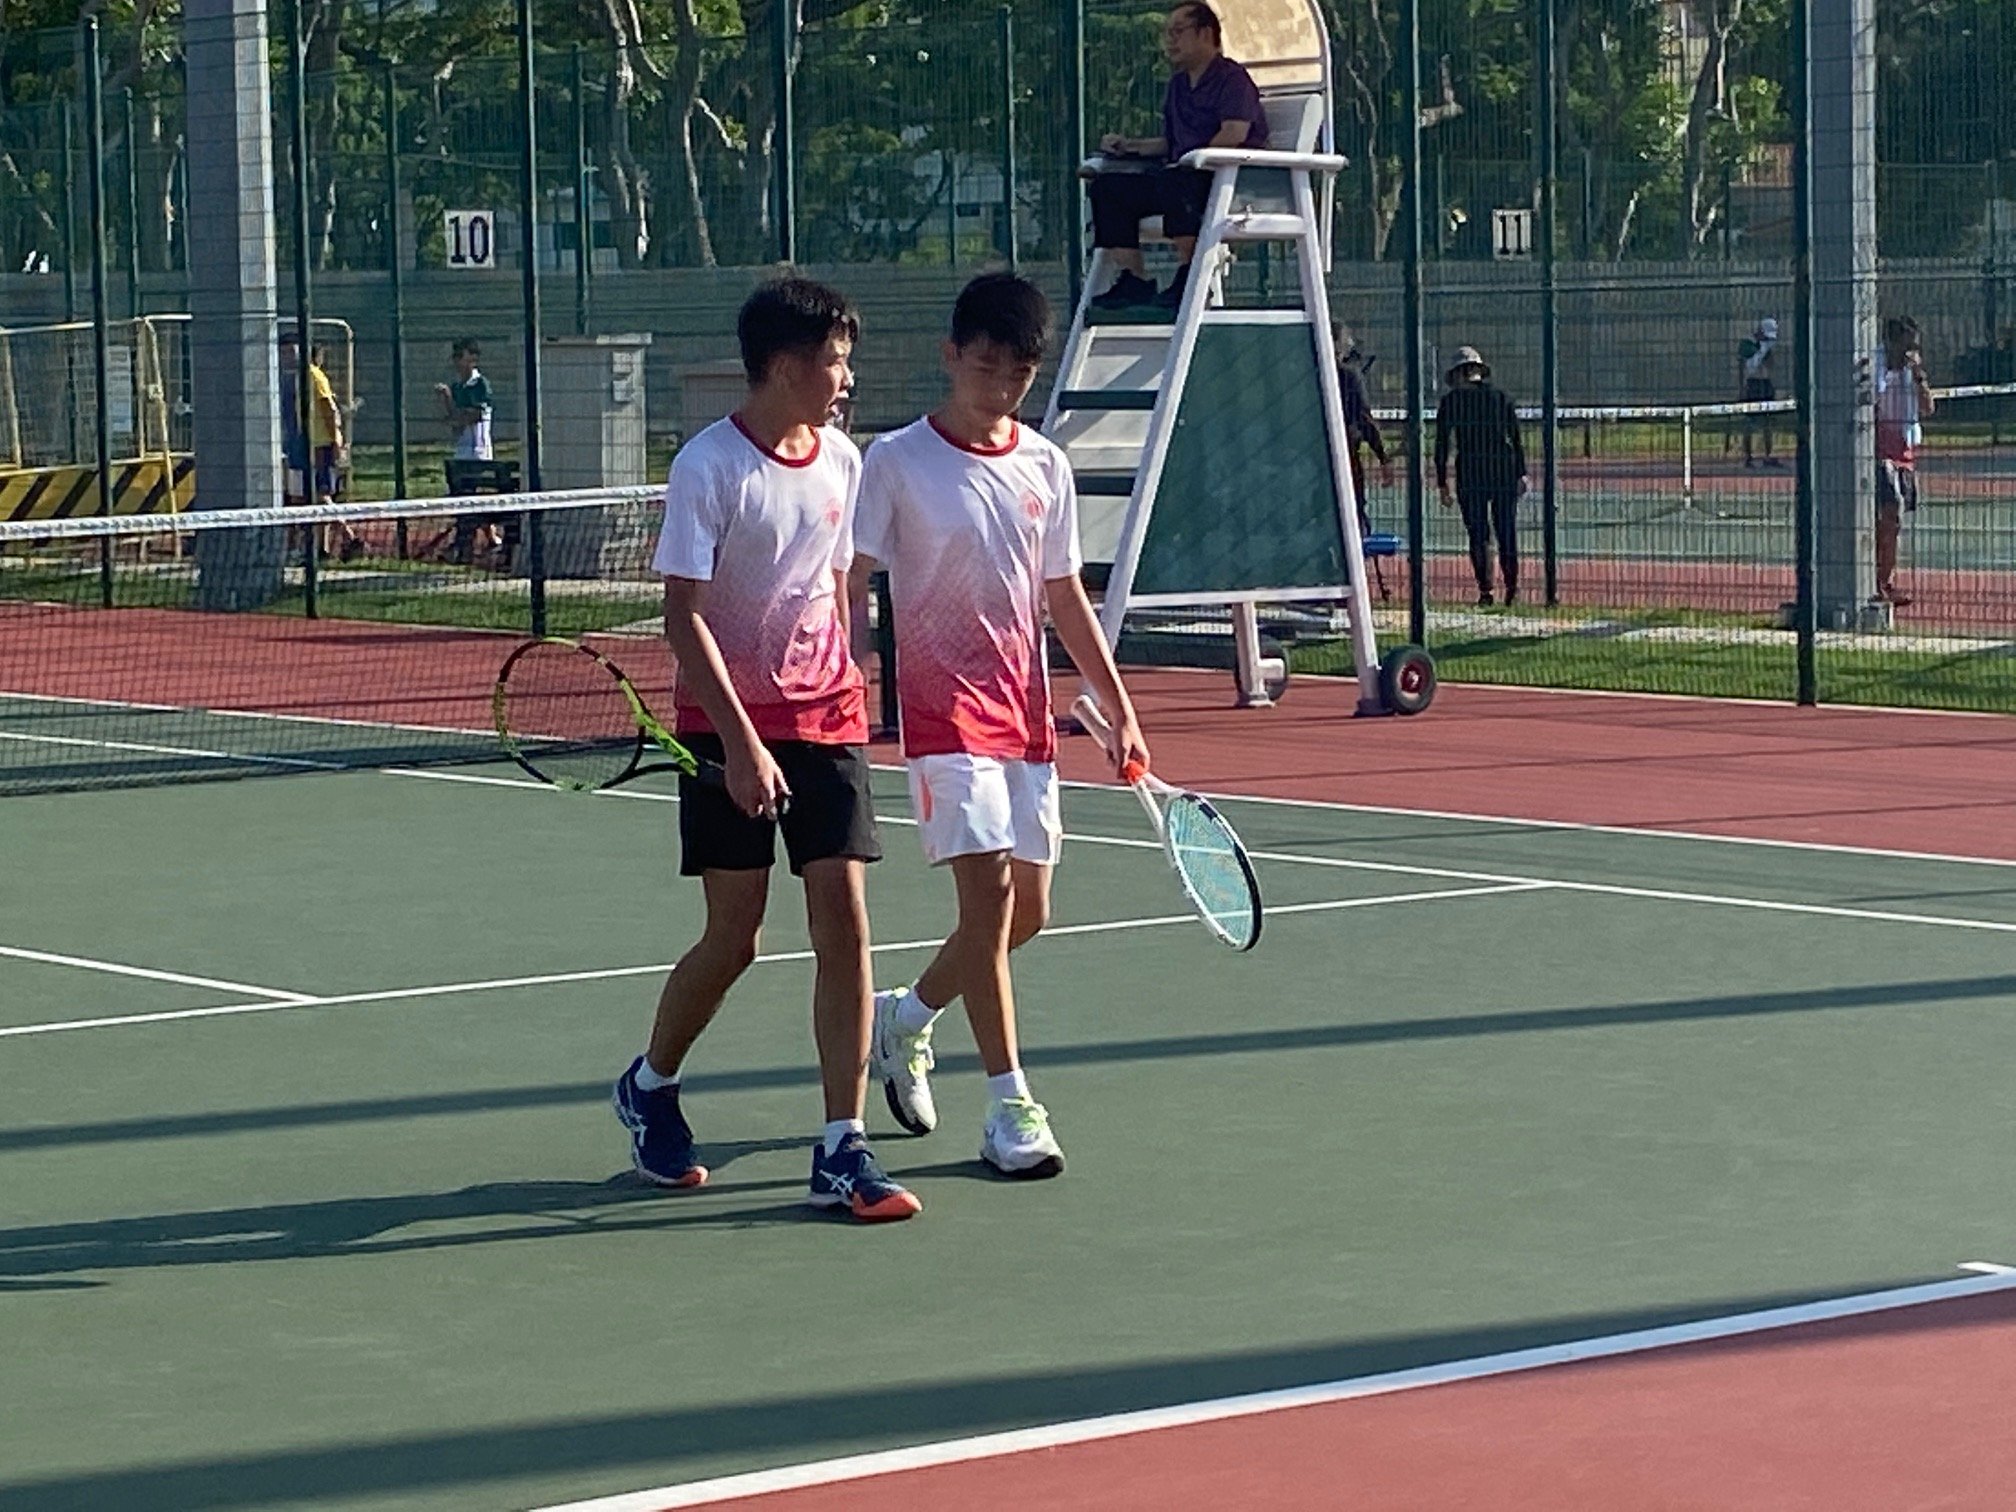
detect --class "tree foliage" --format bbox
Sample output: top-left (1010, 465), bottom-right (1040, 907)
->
top-left (0, 0), bottom-right (2009, 277)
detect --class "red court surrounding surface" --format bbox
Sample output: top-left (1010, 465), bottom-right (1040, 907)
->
top-left (14, 604), bottom-right (2016, 858)
top-left (679, 1283), bottom-right (2016, 1511)
top-left (1055, 670), bottom-right (2016, 861)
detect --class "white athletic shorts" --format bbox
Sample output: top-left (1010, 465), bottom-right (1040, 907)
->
top-left (907, 753), bottom-right (1062, 867)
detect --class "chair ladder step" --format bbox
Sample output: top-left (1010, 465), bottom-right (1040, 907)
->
top-left (1056, 389), bottom-right (1159, 412)
top-left (1073, 473), bottom-right (1137, 497)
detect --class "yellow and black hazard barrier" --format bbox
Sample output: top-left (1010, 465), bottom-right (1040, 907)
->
top-left (0, 456), bottom-right (195, 523)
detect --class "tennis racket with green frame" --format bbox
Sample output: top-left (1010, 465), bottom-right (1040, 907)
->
top-left (493, 637), bottom-right (731, 794)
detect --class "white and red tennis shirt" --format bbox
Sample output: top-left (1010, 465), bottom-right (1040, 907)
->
top-left (652, 415), bottom-right (867, 745)
top-left (855, 416), bottom-right (1082, 762)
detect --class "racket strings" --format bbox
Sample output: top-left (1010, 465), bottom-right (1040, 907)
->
top-left (1163, 795), bottom-right (1259, 948)
top-left (500, 642), bottom-right (641, 788)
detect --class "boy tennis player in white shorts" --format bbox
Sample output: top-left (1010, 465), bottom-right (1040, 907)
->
top-left (852, 272), bottom-right (1148, 1178)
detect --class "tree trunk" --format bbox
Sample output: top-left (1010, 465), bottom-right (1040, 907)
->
top-left (136, 94), bottom-right (174, 274)
top-left (655, 0), bottom-right (718, 267)
top-left (1678, 2), bottom-right (1739, 255)
top-left (304, 0), bottom-right (344, 271)
top-left (602, 80), bottom-right (650, 269)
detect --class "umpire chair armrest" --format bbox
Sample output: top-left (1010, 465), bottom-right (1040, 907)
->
top-left (1078, 153), bottom-right (1165, 181)
top-left (1177, 147), bottom-right (1348, 174)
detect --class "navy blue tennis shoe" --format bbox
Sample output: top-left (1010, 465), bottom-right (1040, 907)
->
top-left (808, 1133), bottom-right (921, 1222)
top-left (612, 1056), bottom-right (708, 1188)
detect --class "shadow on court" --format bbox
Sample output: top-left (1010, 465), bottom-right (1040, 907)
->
top-left (5, 973), bottom-right (2013, 1161)
top-left (0, 1150), bottom-right (825, 1282)
top-left (0, 1284), bottom-right (1987, 1511)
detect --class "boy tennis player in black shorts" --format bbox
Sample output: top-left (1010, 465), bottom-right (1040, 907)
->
top-left (853, 273), bottom-right (1147, 1178)
top-left (612, 279), bottom-right (919, 1222)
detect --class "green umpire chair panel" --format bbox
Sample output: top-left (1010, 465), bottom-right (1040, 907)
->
top-left (1131, 321), bottom-right (1348, 599)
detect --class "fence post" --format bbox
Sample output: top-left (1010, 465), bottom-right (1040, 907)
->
top-left (773, 0), bottom-right (797, 266)
top-left (572, 43), bottom-right (591, 336)
top-left (999, 6), bottom-right (1018, 272)
top-left (1538, 0), bottom-right (1559, 607)
top-left (122, 88), bottom-right (141, 317)
top-left (1790, 0), bottom-right (1817, 705)
top-left (1063, 0), bottom-right (1085, 309)
top-left (286, 0), bottom-right (318, 617)
top-left (59, 96), bottom-right (78, 321)
top-left (84, 20), bottom-right (114, 609)
top-left (1402, 0), bottom-right (1427, 648)
top-left (384, 66), bottom-right (409, 517)
top-left (517, 0), bottom-right (548, 637)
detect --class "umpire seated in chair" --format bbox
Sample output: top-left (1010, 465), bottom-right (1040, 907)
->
top-left (1088, 1), bottom-right (1268, 313)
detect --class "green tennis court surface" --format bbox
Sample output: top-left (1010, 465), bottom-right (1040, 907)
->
top-left (7, 761), bottom-right (2016, 1510)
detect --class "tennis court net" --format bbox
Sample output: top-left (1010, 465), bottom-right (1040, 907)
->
top-left (0, 486), bottom-right (671, 794)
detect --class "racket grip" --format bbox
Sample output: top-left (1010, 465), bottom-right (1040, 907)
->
top-left (1120, 758), bottom-right (1146, 785)
top-left (1072, 693), bottom-right (1114, 749)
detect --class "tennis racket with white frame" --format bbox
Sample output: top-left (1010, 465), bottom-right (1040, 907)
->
top-left (1073, 694), bottom-right (1263, 951)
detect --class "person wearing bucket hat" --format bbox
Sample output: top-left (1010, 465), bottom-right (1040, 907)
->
top-left (1434, 345), bottom-right (1527, 606)
top-left (1737, 316), bottom-right (1782, 468)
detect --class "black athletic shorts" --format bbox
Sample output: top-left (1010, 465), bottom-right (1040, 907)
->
top-left (677, 734), bottom-right (881, 877)
top-left (1878, 458), bottom-right (1918, 515)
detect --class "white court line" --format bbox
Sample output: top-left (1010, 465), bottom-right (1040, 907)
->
top-left (14, 702), bottom-right (2016, 871)
top-left (0, 944), bottom-right (312, 1003)
top-left (529, 1266), bottom-right (2016, 1512)
top-left (0, 727), bottom-right (342, 772)
top-left (0, 885), bottom-right (1531, 1042)
top-left (1960, 1261), bottom-right (2016, 1276)
top-left (397, 767), bottom-right (2016, 936)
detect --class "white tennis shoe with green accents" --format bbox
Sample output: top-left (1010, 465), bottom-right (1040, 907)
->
top-left (870, 988), bottom-right (938, 1135)
top-left (980, 1096), bottom-right (1065, 1179)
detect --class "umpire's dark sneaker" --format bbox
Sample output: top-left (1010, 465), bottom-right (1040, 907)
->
top-left (612, 1057), bottom-right (708, 1188)
top-left (808, 1134), bottom-right (922, 1222)
top-left (1090, 270), bottom-right (1158, 310)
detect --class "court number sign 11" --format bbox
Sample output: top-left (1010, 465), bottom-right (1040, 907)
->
top-left (1492, 208), bottom-right (1534, 260)
top-left (445, 210), bottom-right (496, 270)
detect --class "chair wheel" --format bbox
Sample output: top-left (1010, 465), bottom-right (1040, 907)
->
top-left (1378, 644), bottom-right (1435, 715)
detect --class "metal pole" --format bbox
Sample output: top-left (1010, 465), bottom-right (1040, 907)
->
top-left (384, 65), bottom-right (410, 527)
top-left (83, 20), bottom-right (114, 609)
top-left (1721, 161), bottom-right (1734, 259)
top-left (58, 96), bottom-right (77, 321)
top-left (1064, 0), bottom-right (1086, 309)
top-left (287, 0), bottom-right (319, 617)
top-left (1790, 0), bottom-right (1817, 704)
top-left (773, 0), bottom-right (797, 265)
top-left (874, 571), bottom-right (898, 738)
top-left (1402, 0), bottom-right (1428, 646)
top-left (517, 0), bottom-right (548, 637)
top-left (1538, 0), bottom-right (1560, 606)
top-left (999, 6), bottom-right (1019, 271)
top-left (122, 89), bottom-right (141, 317)
top-left (572, 43), bottom-right (590, 335)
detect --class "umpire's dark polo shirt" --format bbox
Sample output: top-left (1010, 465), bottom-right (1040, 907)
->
top-left (1162, 56), bottom-right (1269, 158)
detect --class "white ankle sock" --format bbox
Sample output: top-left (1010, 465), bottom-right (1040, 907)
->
top-left (893, 987), bottom-right (941, 1034)
top-left (986, 1069), bottom-right (1030, 1103)
top-left (823, 1118), bottom-right (865, 1157)
top-left (633, 1057), bottom-right (679, 1093)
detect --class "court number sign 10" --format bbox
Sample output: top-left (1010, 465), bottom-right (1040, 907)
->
top-left (445, 210), bottom-right (496, 270)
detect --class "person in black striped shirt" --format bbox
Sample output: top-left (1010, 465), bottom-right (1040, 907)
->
top-left (1434, 346), bottom-right (1527, 606)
